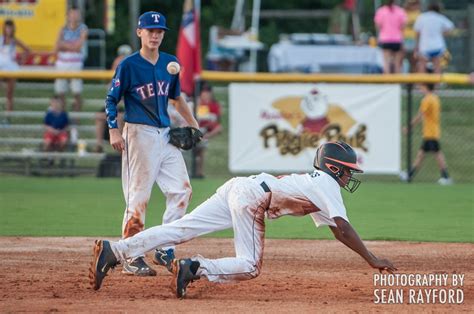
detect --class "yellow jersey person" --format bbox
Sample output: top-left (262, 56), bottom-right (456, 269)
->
top-left (403, 83), bottom-right (452, 185)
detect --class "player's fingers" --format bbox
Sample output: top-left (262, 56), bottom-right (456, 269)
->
top-left (112, 143), bottom-right (122, 152)
top-left (385, 265), bottom-right (397, 273)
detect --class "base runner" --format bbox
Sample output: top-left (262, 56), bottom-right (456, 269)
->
top-left (90, 141), bottom-right (396, 298)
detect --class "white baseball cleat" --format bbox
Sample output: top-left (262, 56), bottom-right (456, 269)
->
top-left (399, 171), bottom-right (409, 182)
top-left (437, 177), bottom-right (453, 186)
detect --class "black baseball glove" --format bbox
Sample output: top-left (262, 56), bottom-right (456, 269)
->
top-left (168, 127), bottom-right (203, 150)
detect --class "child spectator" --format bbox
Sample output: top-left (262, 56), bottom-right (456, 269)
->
top-left (43, 96), bottom-right (70, 152)
top-left (401, 83), bottom-right (452, 185)
top-left (194, 84), bottom-right (222, 178)
top-left (374, 0), bottom-right (407, 73)
top-left (414, 2), bottom-right (454, 73)
top-left (0, 19), bottom-right (30, 111)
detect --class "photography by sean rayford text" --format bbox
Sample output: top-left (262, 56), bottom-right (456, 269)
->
top-left (373, 273), bottom-right (465, 304)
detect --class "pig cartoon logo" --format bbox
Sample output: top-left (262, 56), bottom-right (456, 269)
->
top-left (300, 89), bottom-right (330, 133)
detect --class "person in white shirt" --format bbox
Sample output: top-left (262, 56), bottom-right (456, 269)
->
top-left (54, 7), bottom-right (88, 111)
top-left (89, 141), bottom-right (396, 298)
top-left (0, 19), bottom-right (30, 111)
top-left (414, 2), bottom-right (454, 73)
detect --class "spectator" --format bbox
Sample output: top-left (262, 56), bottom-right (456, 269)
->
top-left (93, 45), bottom-right (131, 152)
top-left (414, 2), bottom-right (454, 74)
top-left (403, 0), bottom-right (421, 72)
top-left (0, 19), bottom-right (30, 111)
top-left (111, 44), bottom-right (132, 71)
top-left (43, 96), bottom-right (69, 152)
top-left (374, 0), bottom-right (407, 73)
top-left (194, 84), bottom-right (222, 178)
top-left (54, 6), bottom-right (88, 112)
top-left (401, 83), bottom-right (452, 185)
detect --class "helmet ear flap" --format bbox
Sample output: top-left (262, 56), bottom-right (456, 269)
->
top-left (325, 163), bottom-right (340, 175)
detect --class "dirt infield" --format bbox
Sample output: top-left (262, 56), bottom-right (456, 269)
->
top-left (0, 237), bottom-right (472, 312)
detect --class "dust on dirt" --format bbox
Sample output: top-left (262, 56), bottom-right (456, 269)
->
top-left (0, 237), bottom-right (472, 312)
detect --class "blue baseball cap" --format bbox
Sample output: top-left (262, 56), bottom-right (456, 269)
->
top-left (137, 11), bottom-right (169, 30)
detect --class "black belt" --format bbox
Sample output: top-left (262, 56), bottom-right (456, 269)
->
top-left (260, 181), bottom-right (271, 193)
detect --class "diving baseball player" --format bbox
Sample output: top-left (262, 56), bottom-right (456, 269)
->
top-left (90, 141), bottom-right (397, 298)
top-left (105, 11), bottom-right (199, 276)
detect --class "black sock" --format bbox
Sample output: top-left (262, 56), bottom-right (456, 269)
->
top-left (408, 167), bottom-right (417, 179)
top-left (441, 169), bottom-right (449, 179)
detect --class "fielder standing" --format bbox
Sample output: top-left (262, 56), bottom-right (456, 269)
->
top-left (105, 11), bottom-right (199, 276)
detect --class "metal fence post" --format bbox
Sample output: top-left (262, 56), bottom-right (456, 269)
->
top-left (406, 83), bottom-right (413, 183)
top-left (191, 79), bottom-right (202, 178)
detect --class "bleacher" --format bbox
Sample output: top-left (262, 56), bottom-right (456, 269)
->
top-left (0, 86), bottom-right (108, 176)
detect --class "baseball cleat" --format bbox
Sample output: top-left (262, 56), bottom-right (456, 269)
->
top-left (399, 171), bottom-right (409, 182)
top-left (153, 248), bottom-right (175, 273)
top-left (89, 240), bottom-right (118, 290)
top-left (171, 258), bottom-right (200, 299)
top-left (438, 177), bottom-right (453, 186)
top-left (122, 256), bottom-right (157, 276)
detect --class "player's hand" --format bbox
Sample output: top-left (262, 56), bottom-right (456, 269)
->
top-left (109, 128), bottom-right (125, 152)
top-left (370, 258), bottom-right (397, 274)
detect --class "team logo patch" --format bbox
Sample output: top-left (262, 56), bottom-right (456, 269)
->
top-left (114, 78), bottom-right (120, 87)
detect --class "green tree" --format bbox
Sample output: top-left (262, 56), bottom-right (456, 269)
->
top-left (85, 0), bottom-right (360, 70)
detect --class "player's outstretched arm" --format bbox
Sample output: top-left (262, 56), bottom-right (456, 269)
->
top-left (329, 217), bottom-right (397, 273)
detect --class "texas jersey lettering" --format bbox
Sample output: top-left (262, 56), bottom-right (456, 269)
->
top-left (105, 51), bottom-right (180, 129)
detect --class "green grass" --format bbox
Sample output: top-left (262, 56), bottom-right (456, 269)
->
top-left (0, 84), bottom-right (473, 243)
top-left (0, 176), bottom-right (472, 242)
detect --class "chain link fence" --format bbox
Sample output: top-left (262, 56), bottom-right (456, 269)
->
top-left (0, 79), bottom-right (472, 183)
top-left (402, 85), bottom-right (474, 183)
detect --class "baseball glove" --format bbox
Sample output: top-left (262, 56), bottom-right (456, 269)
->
top-left (168, 127), bottom-right (203, 150)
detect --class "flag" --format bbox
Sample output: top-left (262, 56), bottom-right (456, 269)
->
top-left (177, 0), bottom-right (202, 95)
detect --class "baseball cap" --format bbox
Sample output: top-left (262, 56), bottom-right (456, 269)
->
top-left (137, 11), bottom-right (169, 30)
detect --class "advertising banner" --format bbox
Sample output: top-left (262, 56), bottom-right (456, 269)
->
top-left (229, 83), bottom-right (401, 173)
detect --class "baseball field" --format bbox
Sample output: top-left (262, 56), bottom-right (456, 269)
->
top-left (0, 177), bottom-right (473, 311)
top-left (1, 83), bottom-right (473, 311)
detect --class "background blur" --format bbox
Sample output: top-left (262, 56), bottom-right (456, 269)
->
top-left (0, 0), bottom-right (472, 241)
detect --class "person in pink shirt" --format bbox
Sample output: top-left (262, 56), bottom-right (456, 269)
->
top-left (374, 0), bottom-right (408, 73)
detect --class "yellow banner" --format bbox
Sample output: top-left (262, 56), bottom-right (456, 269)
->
top-left (0, 0), bottom-right (66, 51)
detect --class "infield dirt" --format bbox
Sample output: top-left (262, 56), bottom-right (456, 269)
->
top-left (0, 237), bottom-right (472, 312)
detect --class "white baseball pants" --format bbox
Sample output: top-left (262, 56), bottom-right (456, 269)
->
top-left (111, 177), bottom-right (270, 283)
top-left (121, 123), bottom-right (192, 252)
